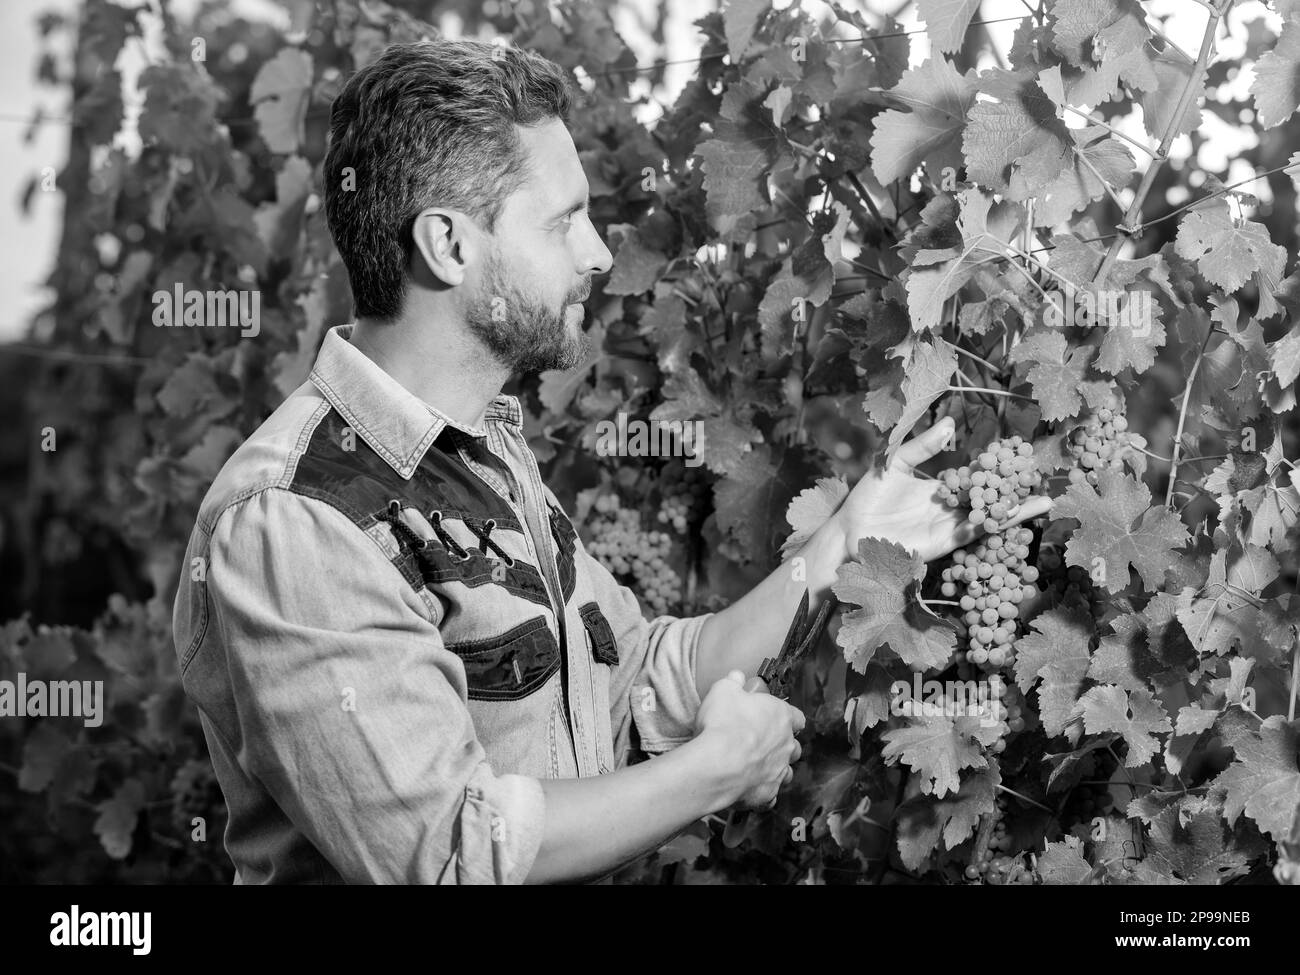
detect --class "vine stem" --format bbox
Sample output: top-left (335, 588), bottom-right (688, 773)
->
top-left (996, 783), bottom-right (1052, 813)
top-left (1288, 640), bottom-right (1298, 723)
top-left (947, 384), bottom-right (1033, 402)
top-left (1091, 0), bottom-right (1233, 288)
top-left (1166, 326), bottom-right (1214, 507)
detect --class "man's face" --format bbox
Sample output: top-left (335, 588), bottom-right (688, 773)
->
top-left (464, 118), bottom-right (613, 373)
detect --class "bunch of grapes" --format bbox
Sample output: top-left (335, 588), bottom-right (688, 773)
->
top-left (170, 758), bottom-right (223, 835)
top-left (935, 434), bottom-right (1041, 534)
top-left (939, 528), bottom-right (1041, 675)
top-left (656, 463), bottom-right (708, 535)
top-left (965, 797), bottom-right (1034, 883)
top-left (589, 494), bottom-right (683, 615)
top-left (1065, 392), bottom-right (1146, 486)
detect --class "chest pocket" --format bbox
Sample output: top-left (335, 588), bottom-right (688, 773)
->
top-left (444, 616), bottom-right (561, 702)
top-left (579, 601), bottom-right (619, 667)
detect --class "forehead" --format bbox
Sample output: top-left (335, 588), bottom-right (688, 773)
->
top-left (505, 118), bottom-right (586, 210)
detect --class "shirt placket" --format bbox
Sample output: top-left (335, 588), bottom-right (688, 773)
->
top-left (463, 423), bottom-right (600, 779)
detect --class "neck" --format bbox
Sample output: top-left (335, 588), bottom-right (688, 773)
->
top-left (349, 291), bottom-right (509, 430)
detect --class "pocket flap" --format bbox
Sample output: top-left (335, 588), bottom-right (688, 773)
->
top-left (578, 601), bottom-right (619, 667)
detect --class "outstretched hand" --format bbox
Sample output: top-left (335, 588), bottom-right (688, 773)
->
top-left (831, 417), bottom-right (1053, 564)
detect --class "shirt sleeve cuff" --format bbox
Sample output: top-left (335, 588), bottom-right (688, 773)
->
top-left (628, 611), bottom-right (711, 754)
top-left (455, 769), bottom-right (546, 885)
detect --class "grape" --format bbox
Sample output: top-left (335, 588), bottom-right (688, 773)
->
top-left (589, 492), bottom-right (683, 615)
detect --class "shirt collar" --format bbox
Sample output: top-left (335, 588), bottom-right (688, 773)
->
top-left (308, 324), bottom-right (523, 480)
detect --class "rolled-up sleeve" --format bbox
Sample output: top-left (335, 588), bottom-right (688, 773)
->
top-left (200, 488), bottom-right (545, 884)
top-left (575, 542), bottom-right (712, 765)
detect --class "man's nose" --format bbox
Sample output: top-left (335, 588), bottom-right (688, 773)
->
top-left (578, 217), bottom-right (613, 277)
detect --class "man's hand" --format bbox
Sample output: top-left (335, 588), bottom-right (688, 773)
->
top-left (828, 416), bottom-right (1052, 564)
top-left (693, 670), bottom-right (805, 810)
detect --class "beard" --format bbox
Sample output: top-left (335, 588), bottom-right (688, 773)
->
top-left (464, 249), bottom-right (590, 373)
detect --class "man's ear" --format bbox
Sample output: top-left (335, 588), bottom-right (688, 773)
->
top-left (411, 208), bottom-right (479, 287)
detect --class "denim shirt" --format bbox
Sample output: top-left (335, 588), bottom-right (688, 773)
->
top-left (172, 324), bottom-right (710, 884)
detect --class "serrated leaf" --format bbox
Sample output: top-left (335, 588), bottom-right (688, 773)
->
top-left (781, 476), bottom-right (849, 557)
top-left (1052, 469), bottom-right (1190, 594)
top-left (915, 0), bottom-right (982, 54)
top-left (962, 68), bottom-right (1074, 199)
top-left (894, 767), bottom-right (998, 871)
top-left (1078, 685), bottom-right (1172, 767)
top-left (1175, 199), bottom-right (1288, 294)
top-left (870, 57), bottom-right (977, 184)
top-left (1007, 329), bottom-right (1092, 422)
top-left (907, 188), bottom-right (1024, 332)
top-left (722, 0), bottom-right (766, 60)
top-left (1039, 836), bottom-right (1097, 884)
top-left (1175, 704), bottom-right (1220, 736)
top-left (886, 340), bottom-right (958, 462)
top-left (832, 537), bottom-right (956, 672)
top-left (1138, 802), bottom-right (1259, 884)
top-left (697, 138), bottom-right (769, 225)
top-left (881, 712), bottom-right (999, 798)
top-left (1012, 606), bottom-right (1093, 736)
top-left (1035, 126), bottom-right (1136, 227)
top-left (1213, 716), bottom-right (1300, 842)
top-left (1251, 19), bottom-right (1300, 128)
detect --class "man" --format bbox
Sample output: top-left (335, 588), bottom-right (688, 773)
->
top-left (172, 39), bottom-right (1042, 884)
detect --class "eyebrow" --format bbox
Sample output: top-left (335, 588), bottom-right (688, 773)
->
top-left (547, 193), bottom-right (590, 221)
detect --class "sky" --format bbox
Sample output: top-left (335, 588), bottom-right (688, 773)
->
top-left (0, 0), bottom-right (1282, 343)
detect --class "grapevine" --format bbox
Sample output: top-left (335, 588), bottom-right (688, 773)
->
top-left (588, 493), bottom-right (683, 617)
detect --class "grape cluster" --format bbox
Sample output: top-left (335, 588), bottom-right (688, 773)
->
top-left (935, 435), bottom-right (1042, 534)
top-left (1065, 392), bottom-right (1146, 486)
top-left (656, 464), bottom-right (708, 535)
top-left (940, 528), bottom-right (1041, 674)
top-left (965, 796), bottom-right (1034, 883)
top-left (589, 494), bottom-right (683, 616)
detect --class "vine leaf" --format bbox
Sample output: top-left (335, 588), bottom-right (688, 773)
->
top-left (1010, 606), bottom-right (1093, 736)
top-left (907, 188), bottom-right (1024, 332)
top-left (1034, 125), bottom-right (1136, 227)
top-left (1077, 685), bottom-right (1172, 767)
top-left (1038, 836), bottom-right (1097, 884)
top-left (1212, 716), bottom-right (1300, 842)
top-left (1134, 802), bottom-right (1260, 884)
top-left (722, 0), bottom-right (766, 61)
top-left (780, 476), bottom-right (849, 558)
top-left (94, 779), bottom-right (147, 861)
top-left (1250, 17), bottom-right (1300, 129)
top-left (1174, 199), bottom-right (1288, 294)
top-left (881, 713), bottom-right (1000, 798)
top-left (894, 767), bottom-right (998, 871)
top-left (915, 0), bottom-right (982, 55)
top-left (962, 68), bottom-right (1073, 200)
top-left (250, 48), bottom-right (313, 154)
top-left (18, 722), bottom-right (72, 793)
top-left (697, 138), bottom-right (770, 230)
top-left (869, 57), bottom-right (977, 185)
top-left (886, 339), bottom-right (958, 459)
top-left (1007, 330), bottom-right (1092, 422)
top-left (832, 536), bottom-right (956, 673)
top-left (605, 224), bottom-right (670, 295)
top-left (1052, 468), bottom-right (1189, 594)
top-left (1175, 543), bottom-right (1293, 662)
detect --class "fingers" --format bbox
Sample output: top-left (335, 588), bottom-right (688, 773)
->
top-left (724, 669), bottom-right (745, 685)
top-left (789, 739), bottom-right (802, 763)
top-left (892, 416), bottom-right (956, 473)
top-left (995, 494), bottom-right (1052, 530)
top-left (786, 703), bottom-right (807, 734)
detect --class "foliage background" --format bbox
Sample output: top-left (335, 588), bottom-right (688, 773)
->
top-left (0, 0), bottom-right (1297, 884)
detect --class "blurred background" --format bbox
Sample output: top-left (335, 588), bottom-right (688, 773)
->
top-left (0, 0), bottom-right (1295, 883)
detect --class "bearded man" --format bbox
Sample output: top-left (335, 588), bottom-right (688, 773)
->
top-left (172, 38), bottom-right (1043, 884)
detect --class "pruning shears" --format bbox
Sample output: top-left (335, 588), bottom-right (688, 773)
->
top-left (723, 588), bottom-right (837, 845)
top-left (745, 588), bottom-right (838, 700)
